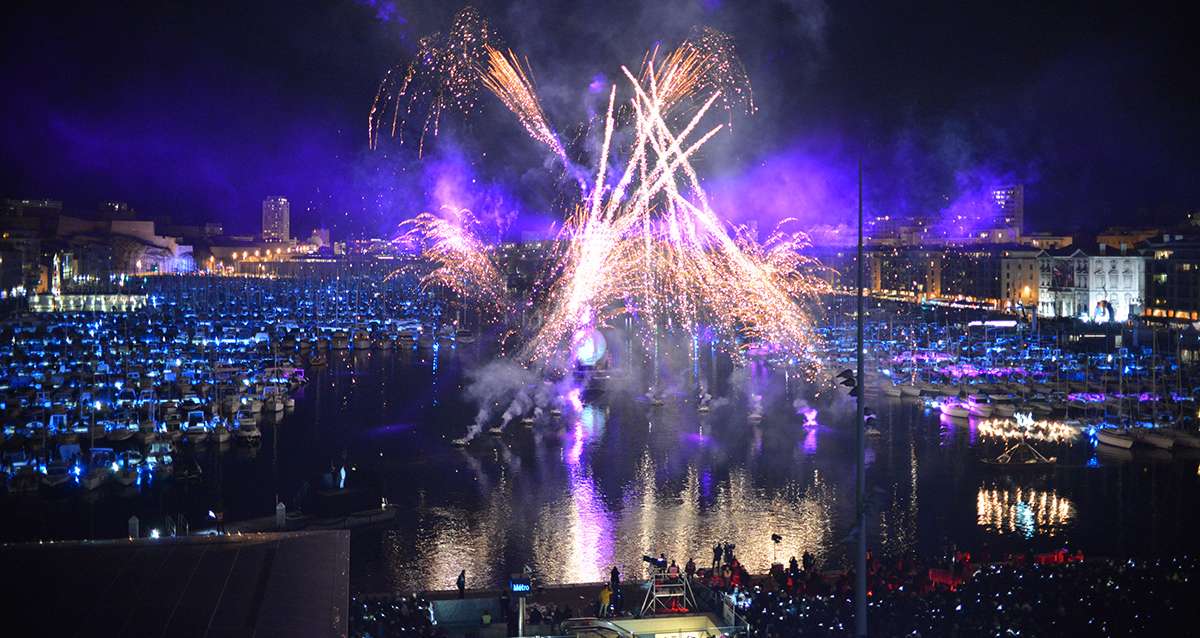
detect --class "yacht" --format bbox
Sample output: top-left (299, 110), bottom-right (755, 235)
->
top-left (41, 462), bottom-right (73, 490)
top-left (184, 410), bottom-right (210, 443)
top-left (1096, 428), bottom-right (1135, 449)
top-left (235, 418), bottom-right (262, 444)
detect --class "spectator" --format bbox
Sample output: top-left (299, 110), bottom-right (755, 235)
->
top-left (598, 584), bottom-right (612, 618)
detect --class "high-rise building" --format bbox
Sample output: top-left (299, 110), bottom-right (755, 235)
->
top-left (992, 185), bottom-right (1024, 233)
top-left (262, 197), bottom-right (290, 242)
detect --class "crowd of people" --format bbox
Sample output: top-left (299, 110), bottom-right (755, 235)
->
top-left (350, 594), bottom-right (439, 638)
top-left (351, 548), bottom-right (1199, 637)
top-left (739, 556), bottom-right (1199, 637)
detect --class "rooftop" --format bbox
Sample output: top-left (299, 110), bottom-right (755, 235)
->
top-left (0, 530), bottom-right (349, 638)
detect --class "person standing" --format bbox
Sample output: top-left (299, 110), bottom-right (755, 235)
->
top-left (609, 566), bottom-right (621, 615)
top-left (685, 557), bottom-right (696, 580)
top-left (456, 569), bottom-right (466, 599)
top-left (712, 543), bottom-right (722, 570)
top-left (597, 584), bottom-right (612, 618)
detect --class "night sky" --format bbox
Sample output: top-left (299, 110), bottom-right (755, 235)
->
top-left (2, 0), bottom-right (1197, 238)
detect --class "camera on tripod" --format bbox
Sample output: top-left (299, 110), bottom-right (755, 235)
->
top-left (642, 554), bottom-right (667, 569)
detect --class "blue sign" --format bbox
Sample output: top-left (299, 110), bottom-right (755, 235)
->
top-left (510, 575), bottom-right (532, 597)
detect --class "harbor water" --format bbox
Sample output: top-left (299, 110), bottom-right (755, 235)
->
top-left (4, 344), bottom-right (1199, 592)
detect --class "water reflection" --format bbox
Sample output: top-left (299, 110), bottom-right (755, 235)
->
top-left (383, 475), bottom-right (515, 592)
top-left (308, 352), bottom-right (1200, 591)
top-left (976, 484), bottom-right (1074, 539)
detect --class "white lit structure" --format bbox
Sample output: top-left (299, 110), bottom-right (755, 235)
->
top-left (262, 197), bottom-right (290, 242)
top-left (1037, 247), bottom-right (1144, 321)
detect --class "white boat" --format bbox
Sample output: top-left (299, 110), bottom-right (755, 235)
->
top-left (1097, 429), bottom-right (1135, 449)
top-left (184, 422), bottom-right (209, 443)
top-left (966, 402), bottom-right (994, 418)
top-left (1130, 429), bottom-right (1175, 450)
top-left (235, 410), bottom-right (257, 428)
top-left (235, 419), bottom-right (261, 444)
top-left (991, 403), bottom-right (1016, 418)
top-left (487, 426), bottom-right (504, 436)
top-left (940, 403), bottom-right (970, 419)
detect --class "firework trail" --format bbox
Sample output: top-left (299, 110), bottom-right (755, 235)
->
top-left (376, 8), bottom-right (827, 372)
top-left (368, 6), bottom-right (493, 155)
top-left (640, 26), bottom-right (755, 119)
top-left (478, 45), bottom-right (569, 165)
top-left (392, 207), bottom-right (511, 322)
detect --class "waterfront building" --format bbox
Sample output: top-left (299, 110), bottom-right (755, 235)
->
top-left (940, 245), bottom-right (1010, 306)
top-left (1141, 237), bottom-right (1200, 321)
top-left (867, 246), bottom-right (941, 300)
top-left (262, 196), bottom-right (290, 242)
top-left (1038, 246), bottom-right (1144, 321)
top-left (1000, 247), bottom-right (1043, 311)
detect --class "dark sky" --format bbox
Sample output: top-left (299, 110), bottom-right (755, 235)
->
top-left (2, 0), bottom-right (1197, 237)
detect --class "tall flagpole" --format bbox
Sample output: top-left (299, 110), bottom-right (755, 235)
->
top-left (855, 157), bottom-right (868, 637)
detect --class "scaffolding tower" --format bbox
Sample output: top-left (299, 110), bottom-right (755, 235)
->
top-left (639, 567), bottom-right (697, 616)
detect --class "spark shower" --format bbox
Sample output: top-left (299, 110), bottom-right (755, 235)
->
top-left (371, 6), bottom-right (828, 373)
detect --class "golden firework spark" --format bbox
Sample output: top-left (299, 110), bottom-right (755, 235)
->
top-left (478, 45), bottom-right (568, 164)
top-left (377, 10), bottom-right (826, 371)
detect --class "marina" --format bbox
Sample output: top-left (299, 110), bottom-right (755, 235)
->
top-left (5, 2), bottom-right (1200, 634)
top-left (3, 279), bottom-right (1199, 596)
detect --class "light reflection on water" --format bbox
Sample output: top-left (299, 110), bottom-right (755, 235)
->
top-left (296, 351), bottom-right (1200, 591)
top-left (976, 485), bottom-right (1075, 539)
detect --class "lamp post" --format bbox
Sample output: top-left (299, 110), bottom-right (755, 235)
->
top-left (854, 158), bottom-right (867, 637)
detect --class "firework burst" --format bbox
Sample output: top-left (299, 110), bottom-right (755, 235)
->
top-left (369, 6), bottom-right (494, 155)
top-left (392, 207), bottom-right (511, 322)
top-left (376, 9), bottom-right (827, 371)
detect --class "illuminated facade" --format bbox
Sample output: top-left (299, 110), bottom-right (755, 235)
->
top-left (1141, 238), bottom-right (1200, 321)
top-left (262, 196), bottom-right (290, 242)
top-left (1000, 247), bottom-right (1042, 311)
top-left (1038, 247), bottom-right (1144, 321)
